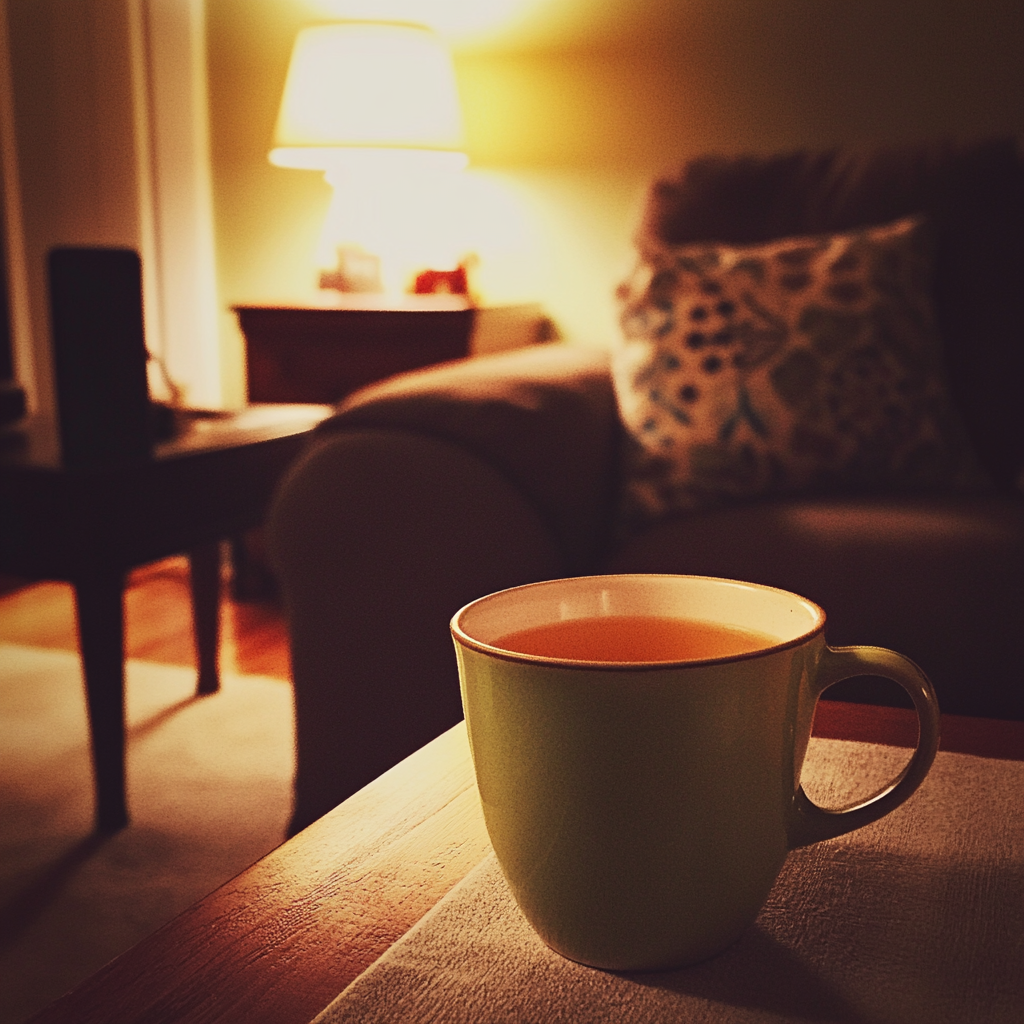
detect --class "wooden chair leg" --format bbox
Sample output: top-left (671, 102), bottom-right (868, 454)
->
top-left (190, 541), bottom-right (222, 695)
top-left (73, 571), bottom-right (129, 833)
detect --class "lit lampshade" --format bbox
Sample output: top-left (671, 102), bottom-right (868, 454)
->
top-left (269, 22), bottom-right (470, 294)
top-left (270, 22), bottom-right (466, 169)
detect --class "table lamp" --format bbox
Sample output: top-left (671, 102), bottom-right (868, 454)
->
top-left (270, 22), bottom-right (469, 295)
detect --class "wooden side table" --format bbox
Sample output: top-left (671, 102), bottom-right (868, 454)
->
top-left (0, 403), bottom-right (330, 831)
top-left (234, 296), bottom-right (553, 405)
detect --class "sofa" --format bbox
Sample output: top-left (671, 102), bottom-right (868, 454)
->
top-left (268, 138), bottom-right (1024, 836)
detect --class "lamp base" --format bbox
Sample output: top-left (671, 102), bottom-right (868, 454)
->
top-left (316, 151), bottom-right (470, 295)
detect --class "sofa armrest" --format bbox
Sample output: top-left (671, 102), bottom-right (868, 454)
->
top-left (268, 427), bottom-right (569, 833)
top-left (317, 343), bottom-right (620, 572)
top-left (266, 344), bottom-right (618, 832)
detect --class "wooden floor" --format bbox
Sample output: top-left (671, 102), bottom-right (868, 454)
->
top-left (0, 555), bottom-right (291, 680)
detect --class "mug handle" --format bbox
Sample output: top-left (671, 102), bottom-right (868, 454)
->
top-left (787, 646), bottom-right (940, 849)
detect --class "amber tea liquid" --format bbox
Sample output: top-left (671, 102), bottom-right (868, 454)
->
top-left (494, 615), bottom-right (777, 663)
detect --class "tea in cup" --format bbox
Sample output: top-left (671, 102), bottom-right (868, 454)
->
top-left (451, 574), bottom-right (939, 971)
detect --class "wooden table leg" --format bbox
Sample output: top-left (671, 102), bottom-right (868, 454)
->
top-left (73, 571), bottom-right (129, 833)
top-left (190, 542), bottom-right (222, 695)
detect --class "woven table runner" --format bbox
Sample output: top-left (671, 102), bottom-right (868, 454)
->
top-left (312, 740), bottom-right (1024, 1024)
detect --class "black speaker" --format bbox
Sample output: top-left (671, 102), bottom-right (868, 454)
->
top-left (48, 247), bottom-right (153, 467)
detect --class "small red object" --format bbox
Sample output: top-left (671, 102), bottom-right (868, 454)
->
top-left (413, 262), bottom-right (470, 295)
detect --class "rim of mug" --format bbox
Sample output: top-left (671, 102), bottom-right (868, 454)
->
top-left (451, 573), bottom-right (827, 671)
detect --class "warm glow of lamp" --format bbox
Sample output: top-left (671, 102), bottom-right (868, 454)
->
top-left (301, 0), bottom-right (545, 41)
top-left (270, 22), bottom-right (471, 294)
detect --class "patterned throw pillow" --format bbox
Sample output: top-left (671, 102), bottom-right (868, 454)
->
top-left (612, 216), bottom-right (983, 530)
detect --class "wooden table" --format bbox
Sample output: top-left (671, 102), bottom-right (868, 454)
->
top-left (234, 296), bottom-right (553, 405)
top-left (0, 403), bottom-right (330, 831)
top-left (26, 702), bottom-right (1024, 1024)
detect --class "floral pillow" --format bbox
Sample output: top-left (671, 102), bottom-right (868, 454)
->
top-left (612, 216), bottom-right (984, 530)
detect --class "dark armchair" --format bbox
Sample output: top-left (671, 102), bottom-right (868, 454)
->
top-left (269, 138), bottom-right (1024, 836)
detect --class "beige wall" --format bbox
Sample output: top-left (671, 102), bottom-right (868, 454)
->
top-left (1, 0), bottom-right (222, 412)
top-left (207, 0), bottom-right (1024, 403)
top-left (3, 0), bottom-right (141, 413)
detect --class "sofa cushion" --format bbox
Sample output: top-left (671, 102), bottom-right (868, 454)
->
top-left (604, 494), bottom-right (1024, 720)
top-left (613, 215), bottom-right (982, 529)
top-left (636, 138), bottom-right (1024, 493)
